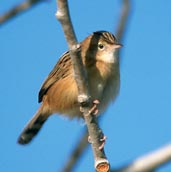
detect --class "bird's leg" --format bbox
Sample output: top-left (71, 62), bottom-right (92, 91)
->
top-left (88, 99), bottom-right (106, 149)
top-left (81, 99), bottom-right (106, 149)
top-left (80, 99), bottom-right (100, 115)
top-left (88, 99), bottom-right (100, 115)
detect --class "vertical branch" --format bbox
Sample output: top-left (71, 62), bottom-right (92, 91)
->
top-left (62, 0), bottom-right (131, 171)
top-left (56, 1), bottom-right (109, 172)
top-left (56, 0), bottom-right (89, 105)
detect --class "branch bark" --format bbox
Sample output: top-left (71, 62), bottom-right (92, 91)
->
top-left (111, 144), bottom-right (171, 172)
top-left (0, 0), bottom-right (43, 25)
top-left (62, 0), bottom-right (131, 171)
top-left (116, 0), bottom-right (130, 42)
top-left (56, 0), bottom-right (109, 171)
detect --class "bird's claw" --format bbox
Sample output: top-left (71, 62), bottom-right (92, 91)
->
top-left (80, 99), bottom-right (100, 116)
top-left (88, 99), bottom-right (100, 115)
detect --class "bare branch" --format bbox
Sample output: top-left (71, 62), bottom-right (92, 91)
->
top-left (111, 144), bottom-right (171, 172)
top-left (116, 0), bottom-right (131, 42)
top-left (0, 0), bottom-right (43, 25)
top-left (56, 0), bottom-right (90, 104)
top-left (63, 130), bottom-right (89, 172)
top-left (56, 0), bottom-right (109, 171)
top-left (62, 1), bottom-right (131, 171)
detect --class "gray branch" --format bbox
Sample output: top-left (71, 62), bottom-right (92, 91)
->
top-left (56, 0), bottom-right (109, 171)
top-left (116, 0), bottom-right (131, 42)
top-left (0, 0), bottom-right (43, 25)
top-left (111, 144), bottom-right (171, 172)
top-left (62, 0), bottom-right (131, 171)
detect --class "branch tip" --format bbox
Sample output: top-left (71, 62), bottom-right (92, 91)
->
top-left (95, 159), bottom-right (110, 172)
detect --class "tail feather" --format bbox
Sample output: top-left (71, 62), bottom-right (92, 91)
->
top-left (18, 107), bottom-right (49, 145)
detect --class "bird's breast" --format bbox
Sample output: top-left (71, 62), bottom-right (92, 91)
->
top-left (87, 61), bottom-right (120, 113)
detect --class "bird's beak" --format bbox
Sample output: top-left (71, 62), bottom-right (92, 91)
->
top-left (113, 43), bottom-right (123, 49)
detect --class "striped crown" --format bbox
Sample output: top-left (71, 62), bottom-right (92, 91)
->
top-left (93, 31), bottom-right (117, 44)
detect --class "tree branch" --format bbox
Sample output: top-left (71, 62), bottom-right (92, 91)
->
top-left (63, 130), bottom-right (89, 172)
top-left (62, 1), bottom-right (131, 171)
top-left (0, 0), bottom-right (43, 26)
top-left (111, 144), bottom-right (171, 172)
top-left (56, 0), bottom-right (109, 171)
top-left (116, 0), bottom-right (130, 42)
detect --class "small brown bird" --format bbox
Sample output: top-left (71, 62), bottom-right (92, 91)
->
top-left (18, 31), bottom-right (122, 145)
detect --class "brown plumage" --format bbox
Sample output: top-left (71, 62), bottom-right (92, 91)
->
top-left (18, 31), bottom-right (122, 145)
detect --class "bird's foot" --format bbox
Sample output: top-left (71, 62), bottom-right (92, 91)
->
top-left (80, 99), bottom-right (100, 116)
top-left (88, 99), bottom-right (100, 115)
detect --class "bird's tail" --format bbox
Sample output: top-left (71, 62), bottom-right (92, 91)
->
top-left (18, 105), bottom-right (50, 145)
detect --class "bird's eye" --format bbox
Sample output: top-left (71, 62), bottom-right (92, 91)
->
top-left (98, 43), bottom-right (104, 50)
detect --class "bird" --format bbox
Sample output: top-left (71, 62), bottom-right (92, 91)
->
top-left (18, 31), bottom-right (122, 145)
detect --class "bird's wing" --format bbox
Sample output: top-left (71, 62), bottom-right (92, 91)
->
top-left (38, 51), bottom-right (72, 103)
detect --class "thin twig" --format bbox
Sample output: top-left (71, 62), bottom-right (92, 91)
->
top-left (116, 0), bottom-right (130, 42)
top-left (56, 0), bottom-right (109, 171)
top-left (62, 0), bottom-right (131, 171)
top-left (0, 0), bottom-right (43, 25)
top-left (63, 130), bottom-right (89, 172)
top-left (111, 144), bottom-right (171, 172)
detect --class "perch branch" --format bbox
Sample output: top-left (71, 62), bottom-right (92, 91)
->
top-left (56, 0), bottom-right (109, 171)
top-left (62, 0), bottom-right (131, 171)
top-left (111, 144), bottom-right (171, 172)
top-left (0, 0), bottom-right (43, 25)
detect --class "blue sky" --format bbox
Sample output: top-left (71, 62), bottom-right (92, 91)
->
top-left (1, 0), bottom-right (171, 171)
